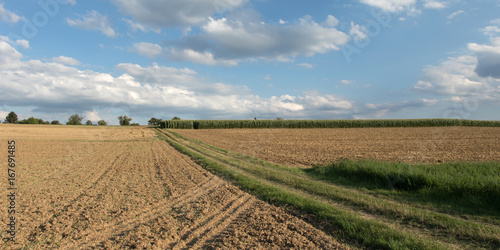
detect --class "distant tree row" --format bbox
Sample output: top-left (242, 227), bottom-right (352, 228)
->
top-left (67, 114), bottom-right (107, 126)
top-left (4, 111), bottom-right (183, 126)
top-left (2, 112), bottom-right (107, 126)
top-left (3, 111), bottom-right (61, 125)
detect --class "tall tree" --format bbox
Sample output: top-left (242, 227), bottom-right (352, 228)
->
top-left (85, 120), bottom-right (93, 125)
top-left (118, 115), bottom-right (132, 126)
top-left (67, 114), bottom-right (83, 125)
top-left (4, 111), bottom-right (18, 124)
top-left (97, 120), bottom-right (107, 126)
top-left (148, 117), bottom-right (161, 125)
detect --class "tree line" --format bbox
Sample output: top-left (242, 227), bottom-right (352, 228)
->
top-left (3, 111), bottom-right (181, 126)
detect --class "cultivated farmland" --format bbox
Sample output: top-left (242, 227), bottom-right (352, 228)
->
top-left (163, 127), bottom-right (500, 249)
top-left (174, 127), bottom-right (500, 166)
top-left (0, 125), bottom-right (344, 249)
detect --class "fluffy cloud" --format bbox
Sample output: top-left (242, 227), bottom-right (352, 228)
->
top-left (0, 41), bottom-right (22, 68)
top-left (323, 15), bottom-right (340, 27)
top-left (422, 0), bottom-right (447, 9)
top-left (1, 36), bottom-right (30, 49)
top-left (84, 110), bottom-right (102, 122)
top-left (52, 56), bottom-right (81, 66)
top-left (0, 41), bottom-right (363, 119)
top-left (111, 0), bottom-right (248, 27)
top-left (0, 3), bottom-right (22, 23)
top-left (413, 56), bottom-right (484, 95)
top-left (349, 22), bottom-right (368, 42)
top-left (359, 0), bottom-right (417, 12)
top-left (360, 0), bottom-right (448, 13)
top-left (161, 15), bottom-right (349, 65)
top-left (468, 37), bottom-right (500, 79)
top-left (123, 19), bottom-right (161, 33)
top-left (67, 10), bottom-right (118, 38)
top-left (16, 39), bottom-right (30, 49)
top-left (414, 19), bottom-right (500, 100)
top-left (129, 43), bottom-right (163, 58)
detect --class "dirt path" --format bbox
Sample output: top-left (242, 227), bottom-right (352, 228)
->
top-left (0, 125), bottom-right (345, 249)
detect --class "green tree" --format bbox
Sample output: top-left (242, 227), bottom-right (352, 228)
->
top-left (85, 120), bottom-right (93, 125)
top-left (18, 117), bottom-right (49, 124)
top-left (67, 114), bottom-right (83, 125)
top-left (97, 120), bottom-right (107, 126)
top-left (4, 111), bottom-right (18, 124)
top-left (51, 120), bottom-right (60, 125)
top-left (25, 117), bottom-right (39, 124)
top-left (172, 116), bottom-right (181, 120)
top-left (118, 115), bottom-right (132, 126)
top-left (148, 117), bottom-right (161, 126)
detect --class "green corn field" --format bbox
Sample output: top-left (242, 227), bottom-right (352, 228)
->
top-left (160, 119), bottom-right (500, 129)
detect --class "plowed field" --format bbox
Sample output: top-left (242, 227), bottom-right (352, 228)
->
top-left (175, 127), bottom-right (500, 166)
top-left (0, 125), bottom-right (345, 249)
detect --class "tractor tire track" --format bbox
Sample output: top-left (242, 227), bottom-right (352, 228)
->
top-left (66, 175), bottom-right (223, 249)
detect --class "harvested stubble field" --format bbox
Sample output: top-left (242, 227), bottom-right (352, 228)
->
top-left (174, 127), bottom-right (500, 166)
top-left (0, 125), bottom-right (345, 249)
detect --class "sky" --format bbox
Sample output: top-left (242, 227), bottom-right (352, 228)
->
top-left (0, 0), bottom-right (499, 125)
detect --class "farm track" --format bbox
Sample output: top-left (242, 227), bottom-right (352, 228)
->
top-left (158, 129), bottom-right (500, 249)
top-left (0, 125), bottom-right (344, 249)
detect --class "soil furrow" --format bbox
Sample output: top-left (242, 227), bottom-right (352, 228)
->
top-left (26, 151), bottom-right (131, 243)
top-left (170, 193), bottom-right (251, 249)
top-left (67, 175), bottom-right (223, 249)
top-left (185, 195), bottom-right (255, 248)
top-left (1, 125), bottom-right (346, 249)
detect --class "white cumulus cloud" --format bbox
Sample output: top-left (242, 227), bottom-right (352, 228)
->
top-left (111, 0), bottom-right (249, 27)
top-left (123, 18), bottom-right (161, 33)
top-left (130, 42), bottom-right (163, 58)
top-left (359, 0), bottom-right (417, 12)
top-left (164, 15), bottom-right (350, 66)
top-left (67, 10), bottom-right (118, 38)
top-left (422, 0), bottom-right (448, 9)
top-left (52, 56), bottom-right (81, 66)
top-left (0, 41), bottom-right (366, 120)
top-left (84, 110), bottom-right (102, 122)
top-left (349, 22), bottom-right (368, 42)
top-left (0, 3), bottom-right (22, 23)
top-left (16, 40), bottom-right (30, 49)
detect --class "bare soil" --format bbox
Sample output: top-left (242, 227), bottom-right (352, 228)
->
top-left (0, 125), bottom-right (345, 249)
top-left (175, 127), bottom-right (500, 166)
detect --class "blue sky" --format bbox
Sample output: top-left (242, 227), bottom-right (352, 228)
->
top-left (1, 0), bottom-right (499, 125)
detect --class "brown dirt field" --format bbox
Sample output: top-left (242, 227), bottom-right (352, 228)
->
top-left (0, 125), bottom-right (345, 249)
top-left (174, 127), bottom-right (500, 166)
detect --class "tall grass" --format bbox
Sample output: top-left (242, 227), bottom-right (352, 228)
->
top-left (306, 160), bottom-right (500, 217)
top-left (160, 119), bottom-right (500, 129)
